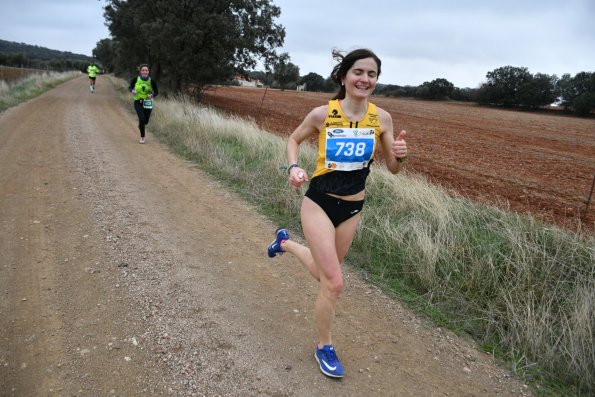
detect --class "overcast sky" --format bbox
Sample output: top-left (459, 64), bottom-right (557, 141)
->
top-left (1, 0), bottom-right (593, 88)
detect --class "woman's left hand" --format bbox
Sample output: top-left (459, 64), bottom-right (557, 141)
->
top-left (392, 130), bottom-right (407, 159)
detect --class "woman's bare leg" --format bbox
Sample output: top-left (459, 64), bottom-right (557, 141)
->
top-left (299, 197), bottom-right (360, 345)
top-left (280, 239), bottom-right (319, 281)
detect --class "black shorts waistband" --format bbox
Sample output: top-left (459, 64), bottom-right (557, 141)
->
top-left (304, 188), bottom-right (364, 228)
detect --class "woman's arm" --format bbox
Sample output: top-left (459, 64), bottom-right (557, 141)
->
top-left (151, 80), bottom-right (159, 97)
top-left (286, 105), bottom-right (327, 188)
top-left (128, 77), bottom-right (136, 92)
top-left (378, 107), bottom-right (407, 175)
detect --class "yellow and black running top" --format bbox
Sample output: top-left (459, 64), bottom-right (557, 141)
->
top-left (308, 100), bottom-right (383, 195)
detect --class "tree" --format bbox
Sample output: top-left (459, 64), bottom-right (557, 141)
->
top-left (400, 85), bottom-right (419, 98)
top-left (556, 72), bottom-right (595, 115)
top-left (9, 53), bottom-right (27, 68)
top-left (272, 53), bottom-right (299, 90)
top-left (571, 71), bottom-right (595, 95)
top-left (556, 73), bottom-right (575, 110)
top-left (479, 66), bottom-right (532, 106)
top-left (375, 84), bottom-right (403, 97)
top-left (572, 93), bottom-right (595, 116)
top-left (420, 78), bottom-right (454, 99)
top-left (415, 84), bottom-right (430, 99)
top-left (102, 0), bottom-right (285, 94)
top-left (93, 39), bottom-right (115, 73)
top-left (569, 72), bottom-right (595, 116)
top-left (518, 73), bottom-right (558, 109)
top-left (323, 76), bottom-right (337, 93)
top-left (450, 87), bottom-right (476, 102)
top-left (300, 72), bottom-right (325, 92)
top-left (568, 72), bottom-right (595, 116)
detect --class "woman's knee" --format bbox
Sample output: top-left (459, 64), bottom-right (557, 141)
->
top-left (323, 273), bottom-right (344, 299)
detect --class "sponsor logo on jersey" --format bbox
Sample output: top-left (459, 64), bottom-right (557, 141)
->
top-left (351, 129), bottom-right (373, 137)
top-left (328, 109), bottom-right (341, 118)
top-left (367, 113), bottom-right (379, 125)
top-left (328, 129), bottom-right (346, 138)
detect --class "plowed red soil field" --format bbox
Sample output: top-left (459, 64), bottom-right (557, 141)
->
top-left (202, 86), bottom-right (595, 234)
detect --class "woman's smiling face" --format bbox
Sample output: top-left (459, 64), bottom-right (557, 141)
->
top-left (342, 57), bottom-right (378, 98)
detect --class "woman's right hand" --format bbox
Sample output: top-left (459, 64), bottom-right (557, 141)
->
top-left (289, 167), bottom-right (308, 189)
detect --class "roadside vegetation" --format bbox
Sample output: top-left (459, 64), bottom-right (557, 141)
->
top-left (110, 77), bottom-right (594, 397)
top-left (0, 70), bottom-right (79, 112)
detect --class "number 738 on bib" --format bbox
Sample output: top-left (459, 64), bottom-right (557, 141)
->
top-left (324, 128), bottom-right (375, 171)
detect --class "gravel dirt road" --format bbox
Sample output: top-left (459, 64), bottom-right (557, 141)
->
top-left (0, 76), bottom-right (532, 396)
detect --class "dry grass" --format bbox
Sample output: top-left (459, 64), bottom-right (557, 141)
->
top-left (0, 70), bottom-right (79, 112)
top-left (110, 77), bottom-right (594, 395)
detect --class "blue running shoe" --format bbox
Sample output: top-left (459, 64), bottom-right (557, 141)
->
top-left (315, 344), bottom-right (345, 378)
top-left (267, 228), bottom-right (289, 258)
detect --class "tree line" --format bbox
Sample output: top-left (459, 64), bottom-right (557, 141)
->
top-left (476, 66), bottom-right (595, 116)
top-left (281, 68), bottom-right (594, 117)
top-left (0, 39), bottom-right (94, 72)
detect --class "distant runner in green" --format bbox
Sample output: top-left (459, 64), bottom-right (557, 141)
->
top-left (87, 62), bottom-right (101, 93)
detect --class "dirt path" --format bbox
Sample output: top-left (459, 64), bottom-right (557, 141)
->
top-left (0, 76), bottom-right (532, 396)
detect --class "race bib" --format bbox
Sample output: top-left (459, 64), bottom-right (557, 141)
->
top-left (324, 128), bottom-right (375, 171)
top-left (142, 99), bottom-right (153, 109)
